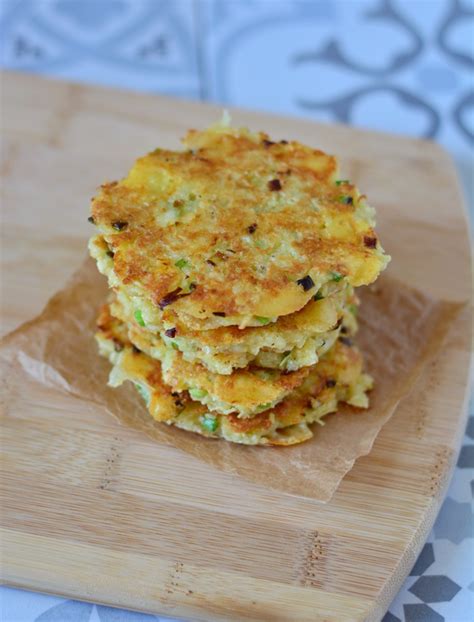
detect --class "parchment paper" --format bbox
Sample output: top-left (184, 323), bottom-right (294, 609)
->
top-left (0, 257), bottom-right (460, 501)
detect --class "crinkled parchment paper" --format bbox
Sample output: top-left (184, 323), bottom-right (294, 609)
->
top-left (0, 258), bottom-right (461, 501)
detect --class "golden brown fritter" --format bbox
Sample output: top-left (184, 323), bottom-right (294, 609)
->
top-left (107, 285), bottom-right (355, 374)
top-left (101, 302), bottom-right (311, 417)
top-left (95, 305), bottom-right (372, 446)
top-left (89, 122), bottom-right (389, 328)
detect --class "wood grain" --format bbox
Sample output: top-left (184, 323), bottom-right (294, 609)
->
top-left (1, 71), bottom-right (472, 622)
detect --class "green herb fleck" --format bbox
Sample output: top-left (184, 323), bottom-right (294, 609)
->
top-left (338, 195), bottom-right (353, 205)
top-left (134, 383), bottom-right (150, 406)
top-left (279, 351), bottom-right (292, 368)
top-left (255, 316), bottom-right (271, 325)
top-left (189, 387), bottom-right (208, 400)
top-left (257, 402), bottom-right (272, 412)
top-left (184, 281), bottom-right (196, 293)
top-left (201, 414), bottom-right (218, 433)
top-left (314, 290), bottom-right (324, 301)
top-left (170, 341), bottom-right (179, 350)
top-left (175, 258), bottom-right (189, 270)
top-left (330, 271), bottom-right (343, 282)
top-left (134, 309), bottom-right (146, 327)
top-left (335, 179), bottom-right (349, 186)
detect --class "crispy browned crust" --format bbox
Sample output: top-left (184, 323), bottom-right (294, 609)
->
top-left (157, 286), bottom-right (350, 344)
top-left (95, 304), bottom-right (368, 444)
top-left (226, 411), bottom-right (274, 434)
top-left (127, 320), bottom-right (311, 411)
top-left (99, 301), bottom-right (311, 413)
top-left (90, 125), bottom-right (388, 322)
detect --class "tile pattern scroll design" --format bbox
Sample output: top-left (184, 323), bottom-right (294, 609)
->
top-left (0, 0), bottom-right (472, 156)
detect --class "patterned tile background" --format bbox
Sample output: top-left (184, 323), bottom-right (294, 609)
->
top-left (0, 1), bottom-right (472, 621)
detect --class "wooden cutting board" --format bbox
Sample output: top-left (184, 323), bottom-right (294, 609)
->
top-left (1, 71), bottom-right (471, 622)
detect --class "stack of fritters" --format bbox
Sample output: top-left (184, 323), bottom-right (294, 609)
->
top-left (89, 122), bottom-right (389, 446)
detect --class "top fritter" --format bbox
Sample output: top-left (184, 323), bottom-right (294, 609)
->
top-left (89, 121), bottom-right (390, 328)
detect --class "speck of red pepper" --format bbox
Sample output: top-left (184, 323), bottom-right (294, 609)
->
top-left (106, 250), bottom-right (114, 258)
top-left (364, 236), bottom-right (377, 248)
top-left (268, 179), bottom-right (282, 191)
top-left (247, 223), bottom-right (258, 234)
top-left (296, 275), bottom-right (315, 291)
top-left (165, 327), bottom-right (177, 338)
top-left (213, 311), bottom-right (226, 317)
top-left (206, 259), bottom-right (216, 266)
top-left (158, 288), bottom-right (184, 310)
top-left (158, 285), bottom-right (195, 310)
top-left (262, 139), bottom-right (275, 148)
top-left (326, 379), bottom-right (336, 388)
top-left (339, 196), bottom-right (353, 205)
top-left (112, 220), bottom-right (128, 231)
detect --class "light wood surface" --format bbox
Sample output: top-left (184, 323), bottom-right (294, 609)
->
top-left (1, 71), bottom-right (472, 622)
